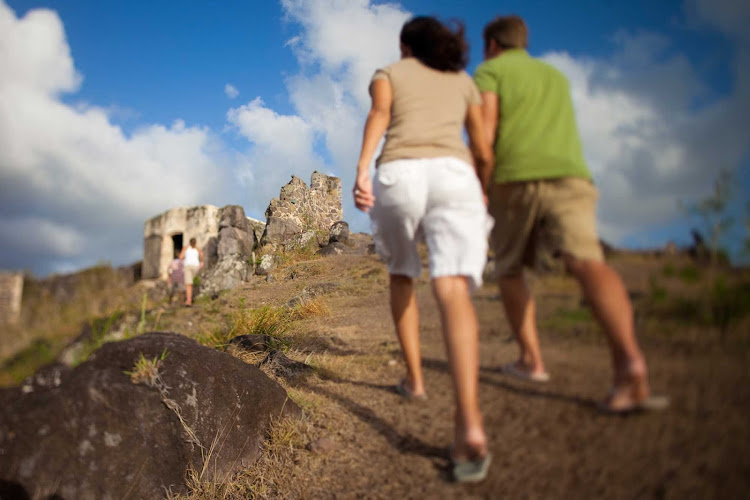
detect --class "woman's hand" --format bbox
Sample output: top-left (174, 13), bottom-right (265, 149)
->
top-left (353, 173), bottom-right (375, 213)
top-left (353, 78), bottom-right (391, 214)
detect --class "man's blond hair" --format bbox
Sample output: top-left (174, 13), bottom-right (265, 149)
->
top-left (483, 15), bottom-right (528, 51)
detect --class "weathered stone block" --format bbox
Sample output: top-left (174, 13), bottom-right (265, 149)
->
top-left (218, 227), bottom-right (253, 259)
top-left (329, 221), bottom-right (349, 244)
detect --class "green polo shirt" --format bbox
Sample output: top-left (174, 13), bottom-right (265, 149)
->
top-left (474, 49), bottom-right (591, 184)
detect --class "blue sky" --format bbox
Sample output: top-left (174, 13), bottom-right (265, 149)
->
top-left (1, 0), bottom-right (748, 275)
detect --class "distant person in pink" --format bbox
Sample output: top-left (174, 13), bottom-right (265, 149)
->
top-left (167, 252), bottom-right (184, 304)
top-left (179, 238), bottom-right (203, 306)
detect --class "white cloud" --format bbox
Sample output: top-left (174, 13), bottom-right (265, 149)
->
top-left (540, 1), bottom-right (749, 244)
top-left (685, 0), bottom-right (750, 42)
top-left (0, 216), bottom-right (85, 257)
top-left (0, 1), bottom-right (240, 274)
top-left (224, 83), bottom-right (239, 99)
top-left (235, 0), bottom-right (410, 231)
top-left (227, 97), bottom-right (327, 215)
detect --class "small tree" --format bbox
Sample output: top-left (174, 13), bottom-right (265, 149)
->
top-left (683, 169), bottom-right (734, 268)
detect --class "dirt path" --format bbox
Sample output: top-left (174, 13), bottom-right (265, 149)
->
top-left (243, 254), bottom-right (750, 499)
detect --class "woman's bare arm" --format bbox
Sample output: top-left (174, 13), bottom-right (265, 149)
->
top-left (353, 78), bottom-right (393, 212)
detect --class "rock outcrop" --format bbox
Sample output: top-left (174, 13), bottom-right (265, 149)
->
top-left (0, 332), bottom-right (298, 499)
top-left (199, 254), bottom-right (253, 298)
top-left (261, 172), bottom-right (342, 249)
top-left (190, 205), bottom-right (259, 296)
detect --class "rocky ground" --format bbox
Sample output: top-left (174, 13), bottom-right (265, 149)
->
top-left (2, 250), bottom-right (749, 499)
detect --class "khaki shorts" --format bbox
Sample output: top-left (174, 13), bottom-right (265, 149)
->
top-left (488, 177), bottom-right (603, 277)
top-left (183, 265), bottom-right (199, 285)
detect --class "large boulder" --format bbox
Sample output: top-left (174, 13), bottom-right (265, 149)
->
top-left (329, 221), bottom-right (349, 244)
top-left (199, 254), bottom-right (253, 297)
top-left (218, 205), bottom-right (250, 233)
top-left (217, 226), bottom-right (254, 259)
top-left (262, 215), bottom-right (304, 247)
top-left (0, 332), bottom-right (298, 499)
top-left (255, 255), bottom-right (275, 276)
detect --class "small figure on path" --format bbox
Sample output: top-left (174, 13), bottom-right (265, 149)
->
top-left (179, 237), bottom-right (203, 307)
top-left (474, 15), bottom-right (668, 413)
top-left (167, 251), bottom-right (184, 305)
top-left (354, 16), bottom-right (494, 482)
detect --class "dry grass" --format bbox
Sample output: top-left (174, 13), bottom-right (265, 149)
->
top-left (172, 414), bottom-right (316, 500)
top-left (225, 344), bottom-right (268, 366)
top-left (289, 296), bottom-right (331, 320)
top-left (230, 306), bottom-right (289, 340)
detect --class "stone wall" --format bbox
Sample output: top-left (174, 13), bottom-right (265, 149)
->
top-left (261, 171), bottom-right (343, 248)
top-left (0, 271), bottom-right (23, 325)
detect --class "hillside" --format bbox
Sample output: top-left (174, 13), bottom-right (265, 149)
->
top-left (2, 248), bottom-right (750, 498)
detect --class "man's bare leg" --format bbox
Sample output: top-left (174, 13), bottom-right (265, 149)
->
top-left (564, 256), bottom-right (650, 409)
top-left (390, 274), bottom-right (426, 397)
top-left (498, 274), bottom-right (548, 377)
top-left (185, 284), bottom-right (193, 305)
top-left (432, 276), bottom-right (487, 460)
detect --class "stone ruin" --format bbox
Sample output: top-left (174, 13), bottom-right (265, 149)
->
top-left (142, 205), bottom-right (266, 281)
top-left (140, 171), bottom-right (344, 293)
top-left (0, 271), bottom-right (23, 326)
top-left (261, 171), bottom-right (343, 249)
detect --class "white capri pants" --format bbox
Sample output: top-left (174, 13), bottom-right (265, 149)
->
top-left (370, 157), bottom-right (492, 292)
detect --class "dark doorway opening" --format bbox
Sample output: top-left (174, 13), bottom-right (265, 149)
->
top-left (172, 233), bottom-right (183, 258)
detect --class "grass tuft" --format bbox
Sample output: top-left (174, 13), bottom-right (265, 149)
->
top-left (289, 297), bottom-right (331, 320)
top-left (125, 349), bottom-right (169, 386)
top-left (172, 414), bottom-right (314, 499)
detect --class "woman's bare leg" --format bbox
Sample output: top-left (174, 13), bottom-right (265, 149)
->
top-left (390, 274), bottom-right (425, 396)
top-left (432, 276), bottom-right (487, 459)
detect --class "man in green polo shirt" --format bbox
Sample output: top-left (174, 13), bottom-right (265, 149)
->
top-left (474, 15), bottom-right (667, 413)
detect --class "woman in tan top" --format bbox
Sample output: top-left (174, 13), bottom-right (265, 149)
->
top-left (353, 17), bottom-right (494, 482)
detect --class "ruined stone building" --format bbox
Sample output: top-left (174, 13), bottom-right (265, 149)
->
top-left (142, 206), bottom-right (265, 280)
top-left (141, 171), bottom-right (342, 280)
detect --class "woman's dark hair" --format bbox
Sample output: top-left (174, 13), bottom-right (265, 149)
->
top-left (400, 16), bottom-right (468, 72)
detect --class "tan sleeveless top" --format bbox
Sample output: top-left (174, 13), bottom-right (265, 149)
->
top-left (371, 57), bottom-right (481, 166)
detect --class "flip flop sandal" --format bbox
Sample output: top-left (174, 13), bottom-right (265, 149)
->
top-left (599, 395), bottom-right (670, 415)
top-left (395, 379), bottom-right (427, 401)
top-left (501, 363), bottom-right (550, 383)
top-left (452, 452), bottom-right (493, 483)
